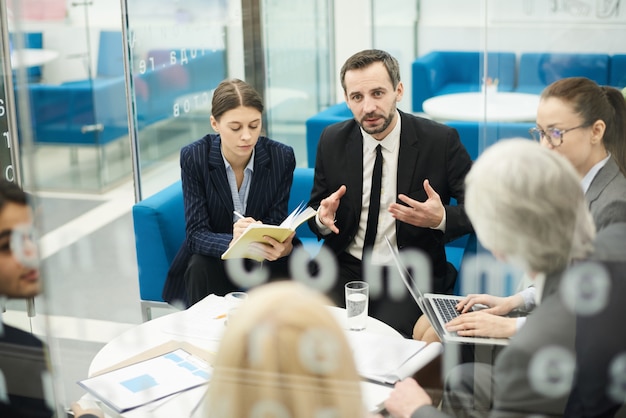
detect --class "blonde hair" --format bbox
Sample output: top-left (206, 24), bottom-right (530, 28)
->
top-left (465, 139), bottom-right (596, 274)
top-left (205, 281), bottom-right (364, 417)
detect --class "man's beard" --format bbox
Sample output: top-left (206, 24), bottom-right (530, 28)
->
top-left (359, 110), bottom-right (394, 136)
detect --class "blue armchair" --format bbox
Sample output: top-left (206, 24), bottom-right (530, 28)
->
top-left (133, 181), bottom-right (186, 320)
top-left (132, 167), bottom-right (319, 320)
top-left (412, 51), bottom-right (516, 112)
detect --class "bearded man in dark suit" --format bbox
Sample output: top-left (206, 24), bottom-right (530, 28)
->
top-left (308, 49), bottom-right (473, 336)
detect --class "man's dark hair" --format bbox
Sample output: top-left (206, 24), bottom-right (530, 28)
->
top-left (340, 49), bottom-right (401, 92)
top-left (0, 180), bottom-right (28, 212)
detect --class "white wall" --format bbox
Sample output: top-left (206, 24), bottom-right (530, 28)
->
top-left (418, 0), bottom-right (626, 56)
top-left (333, 0), bottom-right (373, 103)
top-left (333, 0), bottom-right (418, 110)
top-left (17, 0), bottom-right (626, 86)
top-left (17, 0), bottom-right (123, 83)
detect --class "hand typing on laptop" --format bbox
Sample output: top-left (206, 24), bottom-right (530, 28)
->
top-left (455, 292), bottom-right (525, 315)
top-left (456, 294), bottom-right (524, 315)
top-left (444, 292), bottom-right (526, 338)
top-left (413, 291), bottom-right (528, 342)
top-left (444, 310), bottom-right (518, 338)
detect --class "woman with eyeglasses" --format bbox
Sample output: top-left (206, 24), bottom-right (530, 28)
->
top-left (531, 76), bottom-right (626, 231)
top-left (412, 77), bottom-right (626, 344)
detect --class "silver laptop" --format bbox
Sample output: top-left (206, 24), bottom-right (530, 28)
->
top-left (384, 236), bottom-right (509, 346)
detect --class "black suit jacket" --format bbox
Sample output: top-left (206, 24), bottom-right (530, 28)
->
top-left (308, 110), bottom-right (472, 283)
top-left (0, 323), bottom-right (52, 417)
top-left (162, 134), bottom-right (296, 304)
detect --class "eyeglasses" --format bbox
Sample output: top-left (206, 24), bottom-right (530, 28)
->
top-left (0, 223), bottom-right (39, 268)
top-left (529, 124), bottom-right (589, 147)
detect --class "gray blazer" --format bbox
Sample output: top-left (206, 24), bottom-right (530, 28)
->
top-left (587, 156), bottom-right (626, 231)
top-left (591, 221), bottom-right (626, 262)
top-left (409, 226), bottom-right (626, 418)
top-left (490, 271), bottom-right (574, 416)
top-left (411, 271), bottom-right (573, 418)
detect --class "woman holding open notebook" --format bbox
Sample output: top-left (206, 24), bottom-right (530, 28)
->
top-left (162, 79), bottom-right (298, 307)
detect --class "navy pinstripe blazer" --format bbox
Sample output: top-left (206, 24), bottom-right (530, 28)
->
top-left (162, 134), bottom-right (296, 303)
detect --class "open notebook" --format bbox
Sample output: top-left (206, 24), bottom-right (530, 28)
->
top-left (221, 203), bottom-right (316, 261)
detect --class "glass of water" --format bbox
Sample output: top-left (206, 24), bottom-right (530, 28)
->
top-left (345, 281), bottom-right (369, 331)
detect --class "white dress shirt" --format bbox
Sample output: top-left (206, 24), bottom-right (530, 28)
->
top-left (345, 114), bottom-right (401, 264)
top-left (581, 153), bottom-right (611, 194)
top-left (223, 148), bottom-right (255, 222)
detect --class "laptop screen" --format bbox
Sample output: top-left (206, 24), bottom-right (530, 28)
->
top-left (383, 235), bottom-right (429, 310)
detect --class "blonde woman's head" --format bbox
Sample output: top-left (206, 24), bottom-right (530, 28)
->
top-left (465, 139), bottom-right (595, 274)
top-left (206, 281), bottom-right (364, 417)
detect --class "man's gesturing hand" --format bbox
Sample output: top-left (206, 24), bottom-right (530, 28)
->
top-left (318, 185), bottom-right (346, 234)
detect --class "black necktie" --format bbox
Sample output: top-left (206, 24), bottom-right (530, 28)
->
top-left (363, 144), bottom-right (383, 253)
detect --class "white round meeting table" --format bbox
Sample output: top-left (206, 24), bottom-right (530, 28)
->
top-left (84, 299), bottom-right (405, 418)
top-left (422, 92), bottom-right (540, 122)
top-left (88, 305), bottom-right (401, 376)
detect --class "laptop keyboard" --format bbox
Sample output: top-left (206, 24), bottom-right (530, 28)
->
top-left (433, 298), bottom-right (461, 323)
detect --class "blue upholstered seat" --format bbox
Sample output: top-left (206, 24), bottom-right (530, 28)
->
top-left (133, 167), bottom-right (319, 320)
top-left (445, 121), bottom-right (534, 161)
top-left (610, 54), bottom-right (626, 89)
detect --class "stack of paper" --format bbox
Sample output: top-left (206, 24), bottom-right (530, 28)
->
top-left (347, 332), bottom-right (440, 384)
top-left (79, 344), bottom-right (213, 413)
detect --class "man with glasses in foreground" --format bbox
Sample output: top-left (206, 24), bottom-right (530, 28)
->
top-left (0, 180), bottom-right (102, 417)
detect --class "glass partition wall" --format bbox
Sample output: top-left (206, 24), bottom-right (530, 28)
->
top-left (12, 2), bottom-right (130, 192)
top-left (260, 0), bottom-right (334, 165)
top-left (2, 0), bottom-right (625, 415)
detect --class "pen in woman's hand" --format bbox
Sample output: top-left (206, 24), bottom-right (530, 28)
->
top-left (233, 211), bottom-right (245, 220)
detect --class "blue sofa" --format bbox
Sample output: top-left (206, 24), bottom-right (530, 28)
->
top-left (23, 77), bottom-right (129, 146)
top-left (412, 51), bottom-right (517, 112)
top-left (132, 167), bottom-right (319, 320)
top-left (445, 121), bottom-right (534, 161)
top-left (610, 54), bottom-right (626, 89)
top-left (516, 52), bottom-right (610, 94)
top-left (412, 51), bottom-right (621, 112)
